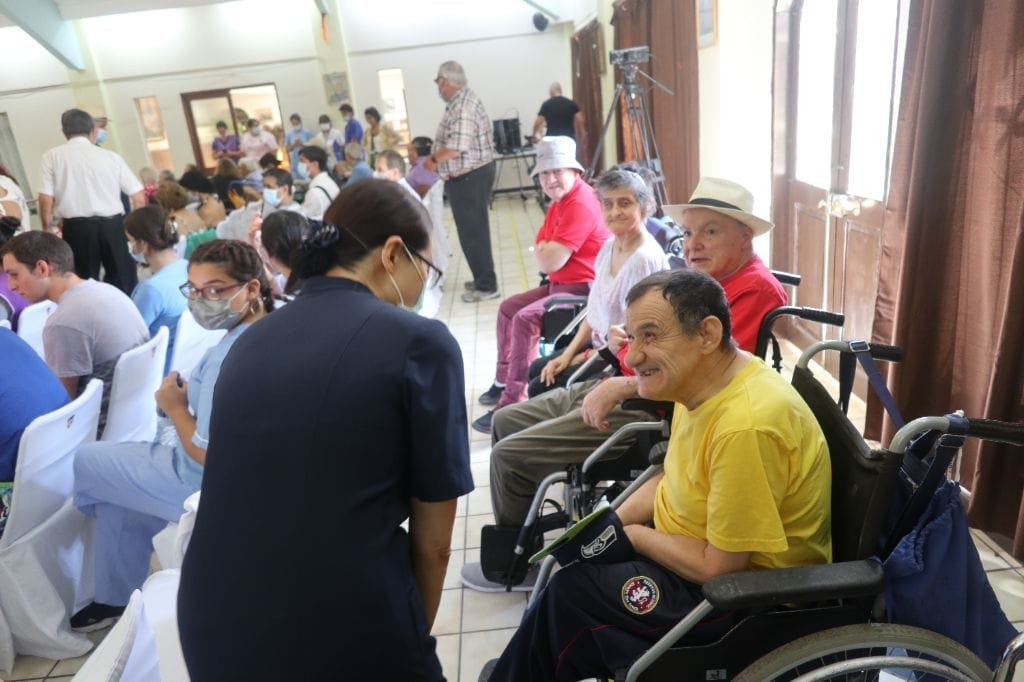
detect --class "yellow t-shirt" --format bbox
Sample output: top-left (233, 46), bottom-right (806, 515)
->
top-left (653, 357), bottom-right (832, 570)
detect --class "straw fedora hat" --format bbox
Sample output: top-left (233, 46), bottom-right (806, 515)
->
top-left (663, 178), bottom-right (773, 236)
top-left (530, 136), bottom-right (584, 177)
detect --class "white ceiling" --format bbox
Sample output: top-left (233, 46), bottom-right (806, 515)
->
top-left (0, 0), bottom-right (235, 28)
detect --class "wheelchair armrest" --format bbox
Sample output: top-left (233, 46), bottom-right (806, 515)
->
top-left (621, 399), bottom-right (675, 420)
top-left (701, 559), bottom-right (884, 610)
top-left (543, 295), bottom-right (588, 311)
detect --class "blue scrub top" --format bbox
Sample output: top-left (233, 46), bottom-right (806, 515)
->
top-left (131, 259), bottom-right (188, 375)
top-left (178, 276), bottom-right (472, 681)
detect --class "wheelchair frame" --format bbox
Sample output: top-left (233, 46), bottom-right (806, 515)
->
top-left (540, 340), bottom-right (1024, 682)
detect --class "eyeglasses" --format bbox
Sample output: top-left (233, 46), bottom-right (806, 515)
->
top-left (409, 250), bottom-right (444, 289)
top-left (179, 281), bottom-right (245, 301)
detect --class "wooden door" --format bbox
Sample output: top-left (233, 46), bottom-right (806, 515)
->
top-left (772, 0), bottom-right (908, 374)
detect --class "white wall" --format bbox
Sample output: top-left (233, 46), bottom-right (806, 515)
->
top-left (697, 0), bottom-right (774, 260)
top-left (339, 0), bottom-right (573, 145)
top-left (0, 0), bottom-right (336, 200)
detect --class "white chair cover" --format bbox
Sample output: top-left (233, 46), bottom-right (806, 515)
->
top-left (0, 319), bottom-right (10, 330)
top-left (0, 380), bottom-right (103, 673)
top-left (151, 492), bottom-right (200, 571)
top-left (423, 181), bottom-right (450, 274)
top-left (15, 300), bottom-right (57, 359)
top-left (101, 327), bottom-right (169, 443)
top-left (71, 589), bottom-right (142, 682)
top-left (167, 311), bottom-right (224, 381)
top-left (71, 570), bottom-right (187, 682)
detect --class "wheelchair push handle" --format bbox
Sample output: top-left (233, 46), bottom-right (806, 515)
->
top-left (770, 269), bottom-right (802, 287)
top-left (965, 418), bottom-right (1024, 447)
top-left (889, 415), bottom-right (1024, 454)
top-left (754, 306), bottom-right (845, 360)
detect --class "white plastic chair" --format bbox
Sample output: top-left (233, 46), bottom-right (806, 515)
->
top-left (0, 319), bottom-right (10, 329)
top-left (100, 327), bottom-right (169, 443)
top-left (0, 379), bottom-right (103, 672)
top-left (151, 491), bottom-right (200, 571)
top-left (167, 311), bottom-right (224, 381)
top-left (15, 300), bottom-right (57, 359)
top-left (72, 570), bottom-right (188, 682)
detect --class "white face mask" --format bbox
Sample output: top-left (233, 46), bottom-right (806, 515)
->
top-left (250, 126), bottom-right (260, 135)
top-left (292, 124), bottom-right (302, 132)
top-left (372, 171), bottom-right (389, 180)
top-left (383, 244), bottom-right (426, 313)
top-left (320, 123), bottom-right (331, 132)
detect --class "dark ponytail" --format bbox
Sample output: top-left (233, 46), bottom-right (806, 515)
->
top-left (260, 210), bottom-right (310, 295)
top-left (125, 205), bottom-right (180, 250)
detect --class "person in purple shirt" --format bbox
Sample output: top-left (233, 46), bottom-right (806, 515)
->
top-left (212, 121), bottom-right (242, 162)
top-left (339, 104), bottom-right (364, 144)
top-left (0, 217), bottom-right (27, 330)
top-left (405, 136), bottom-right (439, 199)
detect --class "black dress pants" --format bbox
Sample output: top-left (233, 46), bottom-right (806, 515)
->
top-left (446, 161), bottom-right (497, 292)
top-left (62, 215), bottom-right (137, 294)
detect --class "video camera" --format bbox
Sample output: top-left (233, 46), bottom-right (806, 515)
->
top-left (609, 46), bottom-right (651, 67)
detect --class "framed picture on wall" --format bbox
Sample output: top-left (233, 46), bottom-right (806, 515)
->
top-left (696, 0), bottom-right (717, 49)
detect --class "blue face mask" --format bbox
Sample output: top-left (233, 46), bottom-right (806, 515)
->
top-left (95, 128), bottom-right (108, 146)
top-left (262, 187), bottom-right (282, 207)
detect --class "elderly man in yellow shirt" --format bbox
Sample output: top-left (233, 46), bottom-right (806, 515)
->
top-left (485, 268), bottom-right (831, 682)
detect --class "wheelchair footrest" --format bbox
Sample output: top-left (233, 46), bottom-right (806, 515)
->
top-left (702, 559), bottom-right (885, 610)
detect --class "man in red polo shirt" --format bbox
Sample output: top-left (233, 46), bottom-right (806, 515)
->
top-left (472, 137), bottom-right (610, 433)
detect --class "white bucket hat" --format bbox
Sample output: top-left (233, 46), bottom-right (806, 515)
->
top-left (663, 177), bottom-right (773, 236)
top-left (530, 136), bottom-right (584, 177)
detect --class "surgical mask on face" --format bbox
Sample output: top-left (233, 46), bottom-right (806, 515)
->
top-left (383, 244), bottom-right (426, 313)
top-left (250, 126), bottom-right (260, 135)
top-left (292, 124), bottom-right (302, 132)
top-left (372, 171), bottom-right (389, 180)
top-left (320, 123), bottom-right (331, 132)
top-left (342, 114), bottom-right (352, 122)
top-left (187, 287), bottom-right (247, 330)
top-left (262, 187), bottom-right (282, 207)
top-left (95, 128), bottom-right (108, 146)
top-left (128, 241), bottom-right (146, 264)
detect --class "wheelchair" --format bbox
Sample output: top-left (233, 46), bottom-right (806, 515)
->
top-left (483, 301), bottom-right (846, 591)
top-left (536, 340), bottom-right (1024, 681)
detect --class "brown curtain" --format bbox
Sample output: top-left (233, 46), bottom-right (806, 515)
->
top-left (611, 0), bottom-right (700, 203)
top-left (869, 0), bottom-right (1024, 555)
top-left (572, 20), bottom-right (604, 174)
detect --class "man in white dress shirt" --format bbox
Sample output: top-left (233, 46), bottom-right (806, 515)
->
top-left (297, 146), bottom-right (339, 222)
top-left (38, 109), bottom-right (144, 294)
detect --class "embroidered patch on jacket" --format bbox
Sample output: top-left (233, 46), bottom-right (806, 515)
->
top-left (581, 525), bottom-right (617, 559)
top-left (621, 575), bottom-right (659, 615)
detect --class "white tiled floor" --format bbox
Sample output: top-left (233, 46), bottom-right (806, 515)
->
top-left (7, 195), bottom-right (1024, 681)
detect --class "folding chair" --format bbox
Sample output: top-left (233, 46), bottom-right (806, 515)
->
top-left (101, 327), bottom-right (169, 443)
top-left (0, 380), bottom-right (102, 672)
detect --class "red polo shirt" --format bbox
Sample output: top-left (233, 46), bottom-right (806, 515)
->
top-left (617, 255), bottom-right (787, 375)
top-left (535, 178), bottom-right (609, 284)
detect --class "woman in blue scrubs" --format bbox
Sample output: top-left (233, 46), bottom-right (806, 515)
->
top-left (178, 179), bottom-right (473, 681)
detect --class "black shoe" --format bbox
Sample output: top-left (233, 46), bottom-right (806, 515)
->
top-left (479, 658), bottom-right (499, 681)
top-left (70, 601), bottom-right (125, 632)
top-left (478, 383), bottom-right (504, 406)
top-left (472, 410), bottom-right (494, 434)
top-left (464, 280), bottom-right (477, 291)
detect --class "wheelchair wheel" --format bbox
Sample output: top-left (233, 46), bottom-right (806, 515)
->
top-left (733, 623), bottom-right (990, 681)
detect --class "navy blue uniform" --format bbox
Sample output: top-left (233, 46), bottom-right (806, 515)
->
top-left (490, 558), bottom-right (735, 681)
top-left (177, 276), bottom-right (473, 681)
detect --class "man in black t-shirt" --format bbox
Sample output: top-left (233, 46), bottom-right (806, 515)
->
top-left (531, 83), bottom-right (585, 143)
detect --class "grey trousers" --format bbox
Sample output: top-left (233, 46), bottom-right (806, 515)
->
top-left (489, 379), bottom-right (649, 527)
top-left (445, 161), bottom-right (497, 292)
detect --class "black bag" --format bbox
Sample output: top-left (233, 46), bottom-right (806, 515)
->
top-left (480, 524), bottom-right (543, 586)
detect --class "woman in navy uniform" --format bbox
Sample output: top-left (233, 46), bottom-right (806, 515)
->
top-left (177, 179), bottom-right (473, 680)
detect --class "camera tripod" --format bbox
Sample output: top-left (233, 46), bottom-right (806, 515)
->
top-left (587, 50), bottom-right (674, 206)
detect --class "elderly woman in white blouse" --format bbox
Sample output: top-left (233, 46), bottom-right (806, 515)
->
top-left (529, 168), bottom-right (669, 396)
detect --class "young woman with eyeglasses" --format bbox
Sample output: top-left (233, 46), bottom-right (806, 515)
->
top-left (69, 239), bottom-right (271, 632)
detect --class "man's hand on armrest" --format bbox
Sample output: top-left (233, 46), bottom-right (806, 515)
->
top-left (580, 376), bottom-right (637, 431)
